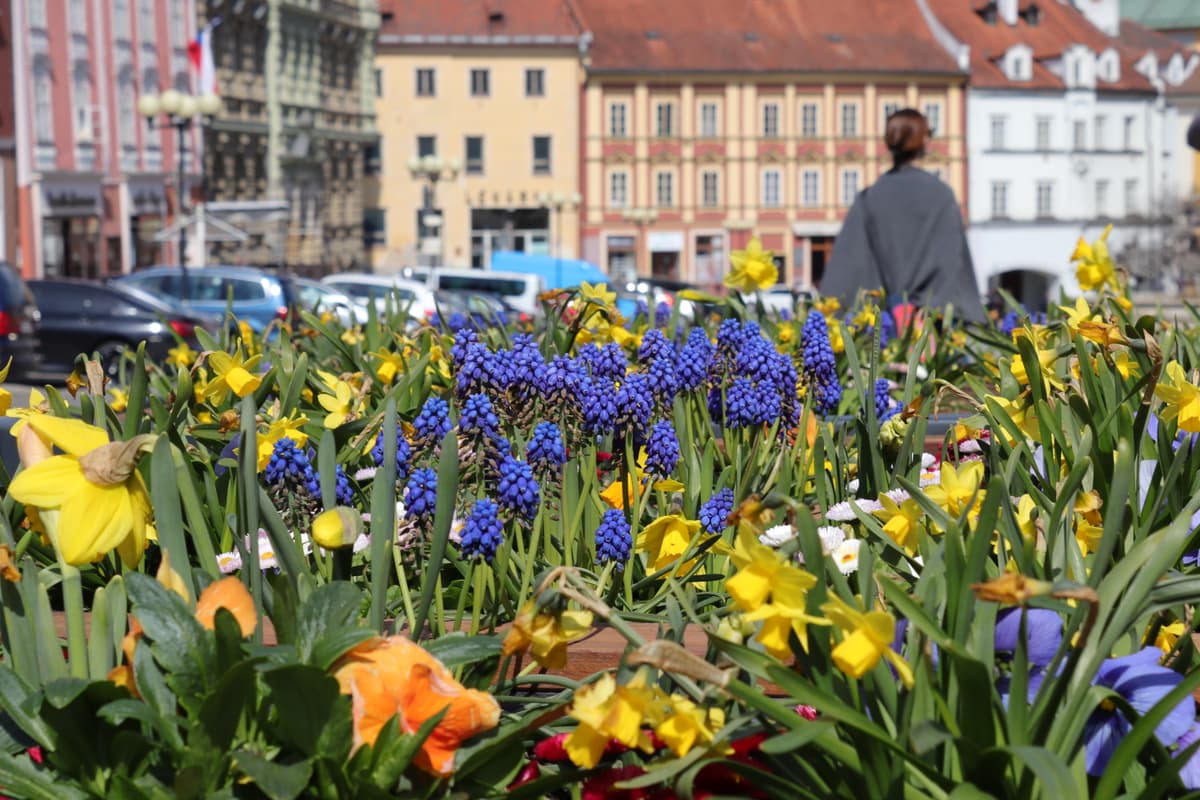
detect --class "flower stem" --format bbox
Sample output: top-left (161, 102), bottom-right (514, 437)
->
top-left (59, 560), bottom-right (88, 679)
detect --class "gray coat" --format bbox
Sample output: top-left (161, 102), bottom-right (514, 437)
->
top-left (821, 164), bottom-right (986, 324)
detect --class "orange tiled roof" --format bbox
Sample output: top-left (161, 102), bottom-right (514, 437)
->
top-left (926, 0), bottom-right (1159, 91)
top-left (377, 0), bottom-right (585, 42)
top-left (572, 0), bottom-right (964, 74)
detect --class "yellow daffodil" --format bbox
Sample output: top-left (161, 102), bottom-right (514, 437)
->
top-left (636, 514), bottom-right (704, 572)
top-left (340, 327), bottom-right (365, 346)
top-left (1058, 297), bottom-right (1098, 332)
top-left (8, 415), bottom-right (153, 568)
top-left (203, 348), bottom-right (262, 402)
top-left (873, 493), bottom-right (924, 554)
top-left (726, 529), bottom-right (817, 613)
top-left (1013, 494), bottom-right (1039, 547)
top-left (311, 506), bottom-right (364, 549)
top-left (821, 595), bottom-right (913, 688)
top-left (1073, 513), bottom-right (1104, 556)
top-left (318, 376), bottom-right (359, 430)
top-left (1071, 224), bottom-right (1119, 292)
top-left (564, 672), bottom-right (660, 768)
top-left (986, 394), bottom-right (1041, 443)
top-left (579, 281), bottom-right (617, 309)
top-left (501, 600), bottom-right (594, 670)
top-left (238, 321), bottom-right (259, 355)
top-left (923, 460), bottom-right (986, 520)
top-left (1009, 348), bottom-right (1063, 391)
top-left (1074, 489), bottom-right (1103, 524)
top-left (1154, 361), bottom-right (1200, 433)
top-left (969, 572), bottom-right (1052, 604)
top-left (851, 302), bottom-right (879, 330)
top-left (167, 341), bottom-right (196, 368)
top-left (653, 695), bottom-right (723, 757)
top-left (816, 296), bottom-right (841, 318)
top-left (370, 348), bottom-right (406, 385)
top-left (5, 387), bottom-right (48, 432)
top-left (1154, 621), bottom-right (1186, 655)
top-left (1077, 319), bottom-right (1125, 347)
top-left (0, 359), bottom-right (10, 415)
top-left (724, 237), bottom-right (778, 292)
top-left (108, 388), bottom-right (129, 413)
top-left (255, 412), bottom-right (310, 471)
top-left (827, 318), bottom-right (845, 353)
top-left (1110, 349), bottom-right (1136, 380)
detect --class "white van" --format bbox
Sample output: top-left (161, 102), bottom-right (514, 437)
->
top-left (320, 273), bottom-right (438, 320)
top-left (424, 268), bottom-right (545, 317)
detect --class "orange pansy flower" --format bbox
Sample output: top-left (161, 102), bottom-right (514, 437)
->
top-left (194, 576), bottom-right (258, 637)
top-left (333, 636), bottom-right (500, 776)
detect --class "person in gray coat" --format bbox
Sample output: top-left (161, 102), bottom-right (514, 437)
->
top-left (821, 109), bottom-right (986, 325)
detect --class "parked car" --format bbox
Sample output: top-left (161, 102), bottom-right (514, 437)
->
top-left (293, 278), bottom-right (369, 327)
top-left (28, 279), bottom-right (211, 383)
top-left (113, 265), bottom-right (298, 332)
top-left (0, 261), bottom-right (40, 380)
top-left (425, 268), bottom-right (544, 317)
top-left (320, 273), bottom-right (437, 320)
top-left (739, 285), bottom-right (815, 317)
top-left (429, 291), bottom-right (514, 330)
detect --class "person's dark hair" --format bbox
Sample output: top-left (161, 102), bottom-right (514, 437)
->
top-left (885, 108), bottom-right (929, 168)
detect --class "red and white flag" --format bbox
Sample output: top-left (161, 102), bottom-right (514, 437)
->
top-left (187, 18), bottom-right (220, 96)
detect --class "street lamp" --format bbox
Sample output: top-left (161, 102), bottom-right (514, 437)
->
top-left (139, 89), bottom-right (222, 300)
top-left (407, 155), bottom-right (461, 268)
top-left (622, 207), bottom-right (659, 283)
top-left (537, 191), bottom-right (581, 288)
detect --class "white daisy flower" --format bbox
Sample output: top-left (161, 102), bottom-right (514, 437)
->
top-left (825, 499), bottom-right (883, 522)
top-left (832, 539), bottom-right (861, 575)
top-left (883, 488), bottom-right (911, 505)
top-left (919, 470), bottom-right (940, 487)
top-left (759, 524), bottom-right (797, 547)
top-left (354, 467), bottom-right (378, 481)
top-left (920, 452), bottom-right (938, 470)
top-left (352, 533), bottom-right (371, 553)
top-left (216, 549), bottom-right (242, 574)
top-left (846, 478), bottom-right (860, 494)
top-left (817, 525), bottom-right (846, 554)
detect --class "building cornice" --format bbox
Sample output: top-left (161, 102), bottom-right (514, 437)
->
top-left (378, 33), bottom-right (582, 47)
top-left (585, 68), bottom-right (965, 80)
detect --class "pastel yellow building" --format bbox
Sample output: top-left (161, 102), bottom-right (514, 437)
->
top-left (369, 1), bottom-right (587, 272)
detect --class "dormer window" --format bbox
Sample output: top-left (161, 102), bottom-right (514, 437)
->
top-left (1020, 3), bottom-right (1040, 25)
top-left (977, 1), bottom-right (997, 24)
top-left (1004, 45), bottom-right (1034, 81)
top-left (1097, 49), bottom-right (1120, 83)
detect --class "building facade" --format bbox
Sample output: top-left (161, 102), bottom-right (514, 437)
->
top-left (575, 0), bottom-right (968, 291)
top-left (1, 0), bottom-right (17, 265)
top-left (199, 0), bottom-right (378, 274)
top-left (925, 0), bottom-right (1196, 305)
top-left (371, 0), bottom-right (586, 273)
top-left (9, 0), bottom-right (198, 278)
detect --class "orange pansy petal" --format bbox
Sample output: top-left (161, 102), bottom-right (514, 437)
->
top-left (194, 576), bottom-right (258, 637)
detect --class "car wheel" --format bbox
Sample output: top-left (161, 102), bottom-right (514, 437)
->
top-left (94, 340), bottom-right (134, 386)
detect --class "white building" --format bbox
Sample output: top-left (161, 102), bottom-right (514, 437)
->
top-left (922, 0), bottom-right (1197, 308)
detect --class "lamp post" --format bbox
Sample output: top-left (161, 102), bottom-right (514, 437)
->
top-left (538, 191), bottom-right (581, 289)
top-left (407, 155), bottom-right (461, 268)
top-left (622, 207), bottom-right (658, 283)
top-left (138, 89), bottom-right (222, 300)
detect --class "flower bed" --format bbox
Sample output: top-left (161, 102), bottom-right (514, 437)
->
top-left (1, 233), bottom-right (1200, 797)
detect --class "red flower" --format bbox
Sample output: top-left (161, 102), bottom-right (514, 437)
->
top-left (580, 765), bottom-right (672, 800)
top-left (508, 761), bottom-right (541, 789)
top-left (27, 746), bottom-right (43, 765)
top-left (795, 704), bottom-right (818, 720)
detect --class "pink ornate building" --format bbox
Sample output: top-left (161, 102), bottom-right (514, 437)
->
top-left (7, 0), bottom-right (198, 277)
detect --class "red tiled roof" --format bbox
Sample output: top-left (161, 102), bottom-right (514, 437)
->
top-left (573, 0), bottom-right (964, 75)
top-left (377, 0), bottom-right (584, 41)
top-left (1118, 17), bottom-right (1186, 61)
top-left (925, 0), bottom-right (1158, 91)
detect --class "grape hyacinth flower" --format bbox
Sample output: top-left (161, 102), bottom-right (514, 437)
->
top-left (413, 395), bottom-right (452, 446)
top-left (526, 421), bottom-right (566, 473)
top-left (264, 438), bottom-right (317, 492)
top-left (537, 355), bottom-right (586, 409)
top-left (459, 499), bottom-right (504, 562)
top-left (371, 427), bottom-right (412, 482)
top-left (638, 328), bottom-right (674, 364)
top-left (496, 457), bottom-right (541, 520)
top-left (751, 380), bottom-right (782, 426)
top-left (459, 393), bottom-right (502, 442)
top-left (677, 328), bottom-right (713, 392)
top-left (699, 487), bottom-right (735, 534)
top-left (455, 340), bottom-right (494, 398)
top-left (578, 377), bottom-right (618, 437)
top-left (643, 421), bottom-right (680, 478)
top-left (578, 341), bottom-right (628, 384)
top-left (874, 378), bottom-right (898, 422)
top-left (654, 301), bottom-right (671, 329)
top-left (403, 467), bottom-right (438, 523)
top-left (449, 328), bottom-right (479, 365)
top-left (615, 373), bottom-right (655, 442)
top-left (802, 311), bottom-right (843, 416)
top-left (647, 355), bottom-right (679, 410)
top-left (595, 508), bottom-right (632, 569)
top-left (309, 465), bottom-right (354, 507)
top-left (1081, 647), bottom-right (1194, 777)
top-left (724, 377), bottom-right (759, 429)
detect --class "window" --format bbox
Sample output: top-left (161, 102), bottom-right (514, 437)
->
top-left (374, 68), bottom-right (383, 97)
top-left (1073, 119), bottom-right (1086, 150)
top-left (68, 0), bottom-right (86, 32)
top-left (73, 66), bottom-right (93, 142)
top-left (137, 0), bottom-right (154, 41)
top-left (1094, 115), bottom-right (1106, 150)
top-left (801, 169), bottom-right (820, 207)
top-left (470, 68), bottom-right (490, 97)
top-left (1095, 179), bottom-right (1109, 216)
top-left (417, 135), bottom-right (436, 157)
top-left (532, 136), bottom-right (551, 175)
top-left (701, 170), bottom-right (719, 207)
top-left (609, 102), bottom-right (627, 137)
top-left (113, 0), bottom-right (128, 38)
top-left (465, 136), bottom-right (484, 175)
top-left (990, 115), bottom-right (1006, 149)
top-left (1124, 178), bottom-right (1138, 215)
top-left (29, 0), bottom-right (46, 27)
top-left (762, 169), bottom-right (782, 207)
top-left (801, 103), bottom-right (818, 137)
top-left (991, 181), bottom-right (1009, 218)
top-left (363, 141), bottom-right (381, 175)
top-left (699, 102), bottom-right (719, 137)
top-left (923, 102), bottom-right (941, 135)
top-left (1036, 116), bottom-right (1051, 151)
top-left (525, 68), bottom-right (544, 97)
top-left (840, 102), bottom-right (858, 137)
top-left (882, 101), bottom-right (901, 127)
top-left (1123, 115), bottom-right (1135, 150)
top-left (655, 171), bottom-right (674, 207)
top-left (609, 171), bottom-right (629, 208)
top-left (839, 168), bottom-right (859, 206)
top-left (416, 68), bottom-right (435, 96)
top-left (1036, 181), bottom-right (1054, 218)
top-left (656, 102), bottom-right (675, 137)
top-left (33, 61), bottom-right (54, 143)
top-left (762, 102), bottom-right (780, 138)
